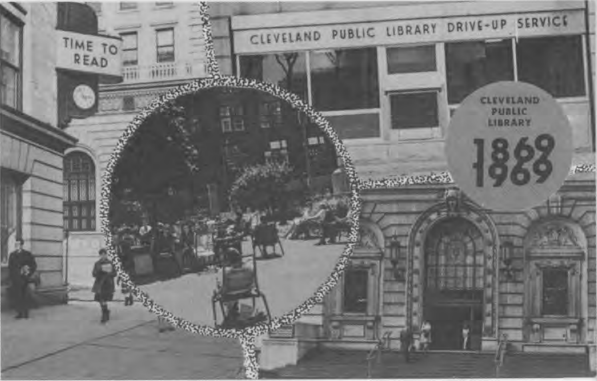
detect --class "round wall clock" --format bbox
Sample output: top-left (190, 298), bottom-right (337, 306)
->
top-left (73, 84), bottom-right (96, 110)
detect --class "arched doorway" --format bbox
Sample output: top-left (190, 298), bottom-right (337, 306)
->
top-left (423, 217), bottom-right (485, 350)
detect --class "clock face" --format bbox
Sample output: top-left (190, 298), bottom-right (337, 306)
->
top-left (73, 85), bottom-right (96, 110)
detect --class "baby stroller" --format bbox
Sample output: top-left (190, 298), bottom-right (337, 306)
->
top-left (211, 248), bottom-right (271, 330)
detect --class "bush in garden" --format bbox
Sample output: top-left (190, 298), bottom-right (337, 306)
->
top-left (229, 161), bottom-right (302, 219)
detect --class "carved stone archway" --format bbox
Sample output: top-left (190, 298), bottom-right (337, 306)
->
top-left (406, 193), bottom-right (500, 342)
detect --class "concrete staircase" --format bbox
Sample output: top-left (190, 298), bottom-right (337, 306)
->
top-left (266, 349), bottom-right (592, 379)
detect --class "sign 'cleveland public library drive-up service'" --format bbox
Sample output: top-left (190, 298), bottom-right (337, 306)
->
top-left (233, 9), bottom-right (585, 53)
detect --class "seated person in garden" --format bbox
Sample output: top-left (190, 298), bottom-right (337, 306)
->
top-left (284, 203), bottom-right (315, 240)
top-left (217, 248), bottom-right (255, 296)
top-left (317, 204), bottom-right (337, 245)
top-left (139, 221), bottom-right (153, 246)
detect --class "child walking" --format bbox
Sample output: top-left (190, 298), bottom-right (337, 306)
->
top-left (92, 248), bottom-right (116, 324)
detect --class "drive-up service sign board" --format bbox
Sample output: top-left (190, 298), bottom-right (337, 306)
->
top-left (445, 81), bottom-right (573, 212)
top-left (56, 30), bottom-right (122, 78)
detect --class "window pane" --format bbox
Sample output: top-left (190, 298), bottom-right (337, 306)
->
top-left (1, 65), bottom-right (19, 108)
top-left (310, 48), bottom-right (379, 111)
top-left (387, 45), bottom-right (436, 74)
top-left (446, 40), bottom-right (513, 104)
top-left (119, 2), bottom-right (137, 10)
top-left (343, 268), bottom-right (368, 313)
top-left (240, 53), bottom-right (308, 99)
top-left (157, 29), bottom-right (174, 47)
top-left (157, 46), bottom-right (174, 63)
top-left (121, 33), bottom-right (137, 50)
top-left (0, 14), bottom-right (21, 66)
top-left (122, 50), bottom-right (138, 66)
top-left (517, 36), bottom-right (585, 98)
top-left (391, 92), bottom-right (438, 129)
top-left (542, 268), bottom-right (568, 316)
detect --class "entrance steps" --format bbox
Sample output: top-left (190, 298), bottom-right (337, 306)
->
top-left (268, 349), bottom-right (592, 378)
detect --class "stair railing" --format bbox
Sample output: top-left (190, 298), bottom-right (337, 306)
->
top-left (494, 333), bottom-right (509, 378)
top-left (366, 331), bottom-right (392, 379)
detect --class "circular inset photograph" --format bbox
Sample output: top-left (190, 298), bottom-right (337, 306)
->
top-left (107, 84), bottom-right (354, 330)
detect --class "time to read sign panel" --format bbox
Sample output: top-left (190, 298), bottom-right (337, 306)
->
top-left (56, 30), bottom-right (122, 78)
top-left (233, 10), bottom-right (585, 54)
top-left (445, 82), bottom-right (573, 212)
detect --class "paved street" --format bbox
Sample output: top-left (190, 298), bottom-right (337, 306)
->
top-left (139, 236), bottom-right (345, 327)
top-left (1, 301), bottom-right (243, 380)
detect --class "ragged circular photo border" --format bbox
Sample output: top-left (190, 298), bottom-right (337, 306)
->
top-left (100, 75), bottom-right (362, 341)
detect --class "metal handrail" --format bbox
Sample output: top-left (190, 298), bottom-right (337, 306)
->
top-left (494, 333), bottom-right (509, 378)
top-left (367, 331), bottom-right (392, 379)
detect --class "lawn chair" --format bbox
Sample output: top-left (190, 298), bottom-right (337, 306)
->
top-left (251, 222), bottom-right (285, 259)
top-left (211, 252), bottom-right (271, 330)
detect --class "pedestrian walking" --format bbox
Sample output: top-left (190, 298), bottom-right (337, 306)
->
top-left (420, 320), bottom-right (432, 352)
top-left (92, 248), bottom-right (116, 324)
top-left (399, 327), bottom-right (413, 363)
top-left (8, 238), bottom-right (38, 319)
top-left (462, 323), bottom-right (471, 350)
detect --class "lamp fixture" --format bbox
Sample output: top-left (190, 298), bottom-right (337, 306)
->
top-left (500, 241), bottom-right (515, 281)
top-left (389, 232), bottom-right (405, 281)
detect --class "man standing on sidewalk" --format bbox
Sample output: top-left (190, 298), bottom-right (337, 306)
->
top-left (8, 238), bottom-right (38, 319)
top-left (400, 326), bottom-right (413, 363)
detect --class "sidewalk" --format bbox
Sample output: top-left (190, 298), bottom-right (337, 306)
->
top-left (2, 299), bottom-right (155, 371)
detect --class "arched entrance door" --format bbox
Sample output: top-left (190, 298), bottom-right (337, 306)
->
top-left (423, 217), bottom-right (485, 350)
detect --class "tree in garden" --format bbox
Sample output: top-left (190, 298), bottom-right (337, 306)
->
top-left (109, 99), bottom-right (202, 225)
top-left (229, 161), bottom-right (304, 218)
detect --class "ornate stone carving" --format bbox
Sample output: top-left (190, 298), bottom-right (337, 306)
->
top-left (531, 224), bottom-right (579, 248)
top-left (444, 187), bottom-right (462, 215)
top-left (357, 225), bottom-right (381, 250)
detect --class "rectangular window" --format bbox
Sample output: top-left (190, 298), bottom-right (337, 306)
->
top-left (156, 28), bottom-right (175, 63)
top-left (343, 268), bottom-right (368, 313)
top-left (220, 105), bottom-right (245, 133)
top-left (265, 140), bottom-right (288, 163)
top-left (542, 268), bottom-right (568, 316)
top-left (121, 32), bottom-right (138, 66)
top-left (387, 45), bottom-right (436, 74)
top-left (119, 2), bottom-right (137, 11)
top-left (445, 40), bottom-right (513, 104)
top-left (0, 12), bottom-right (23, 110)
top-left (259, 101), bottom-right (282, 129)
top-left (517, 36), bottom-right (585, 98)
top-left (239, 53), bottom-right (308, 99)
top-left (1, 170), bottom-right (23, 265)
top-left (310, 48), bottom-right (379, 111)
top-left (390, 91), bottom-right (439, 129)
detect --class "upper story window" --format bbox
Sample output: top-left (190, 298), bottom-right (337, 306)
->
top-left (239, 53), bottom-right (308, 99)
top-left (121, 32), bottom-right (138, 66)
top-left (119, 2), bottom-right (137, 11)
top-left (219, 105), bottom-right (245, 133)
top-left (387, 45), bottom-right (436, 74)
top-left (0, 12), bottom-right (23, 110)
top-left (264, 140), bottom-right (288, 163)
top-left (445, 39), bottom-right (514, 105)
top-left (156, 28), bottom-right (175, 63)
top-left (517, 36), bottom-right (585, 98)
top-left (390, 91), bottom-right (439, 130)
top-left (310, 48), bottom-right (379, 111)
top-left (64, 152), bottom-right (96, 232)
top-left (259, 101), bottom-right (282, 129)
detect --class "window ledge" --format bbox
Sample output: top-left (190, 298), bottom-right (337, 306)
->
top-left (66, 230), bottom-right (101, 236)
top-left (529, 317), bottom-right (581, 324)
top-left (330, 315), bottom-right (378, 322)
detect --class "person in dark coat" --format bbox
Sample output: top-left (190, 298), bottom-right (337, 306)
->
top-left (8, 238), bottom-right (37, 319)
top-left (399, 327), bottom-right (413, 363)
top-left (92, 248), bottom-right (116, 323)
